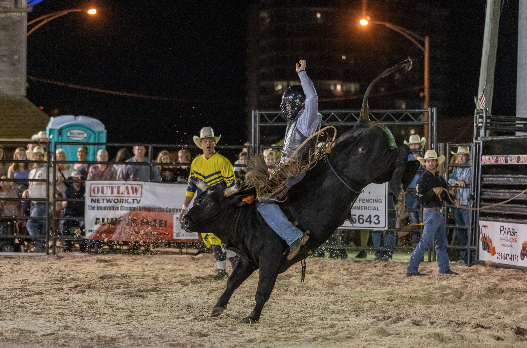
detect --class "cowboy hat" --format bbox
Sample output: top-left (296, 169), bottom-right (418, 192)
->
top-left (403, 134), bottom-right (426, 147)
top-left (31, 131), bottom-right (48, 141)
top-left (68, 170), bottom-right (86, 181)
top-left (193, 127), bottom-right (221, 149)
top-left (27, 146), bottom-right (46, 160)
top-left (451, 146), bottom-right (470, 155)
top-left (417, 150), bottom-right (445, 166)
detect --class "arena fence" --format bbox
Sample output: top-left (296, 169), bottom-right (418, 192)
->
top-left (0, 141), bottom-right (248, 255)
top-left (250, 108), bottom-right (466, 261)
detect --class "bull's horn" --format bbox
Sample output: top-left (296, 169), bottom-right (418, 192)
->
top-left (224, 181), bottom-right (240, 197)
top-left (360, 58), bottom-right (413, 122)
top-left (193, 180), bottom-right (209, 192)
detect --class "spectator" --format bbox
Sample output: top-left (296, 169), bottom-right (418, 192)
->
top-left (114, 148), bottom-right (131, 180)
top-left (60, 171), bottom-right (86, 252)
top-left (8, 148), bottom-right (30, 234)
top-left (31, 131), bottom-right (48, 151)
top-left (87, 149), bottom-right (117, 181)
top-left (0, 176), bottom-right (18, 235)
top-left (406, 150), bottom-right (457, 276)
top-left (8, 147), bottom-right (29, 189)
top-left (53, 149), bottom-right (73, 195)
top-left (179, 127), bottom-right (237, 280)
top-left (448, 146), bottom-right (472, 266)
top-left (0, 145), bottom-right (8, 177)
top-left (175, 149), bottom-right (191, 183)
top-left (234, 152), bottom-right (248, 181)
top-left (73, 145), bottom-right (89, 178)
top-left (234, 142), bottom-right (251, 172)
top-left (403, 134), bottom-right (426, 245)
top-left (156, 150), bottom-right (177, 183)
top-left (22, 146), bottom-right (48, 252)
top-left (372, 190), bottom-right (396, 261)
top-left (119, 146), bottom-right (161, 182)
top-left (263, 149), bottom-right (278, 171)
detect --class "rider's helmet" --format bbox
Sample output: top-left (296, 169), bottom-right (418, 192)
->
top-left (280, 85), bottom-right (306, 121)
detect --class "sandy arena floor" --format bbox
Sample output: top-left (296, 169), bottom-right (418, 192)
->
top-left (0, 251), bottom-right (526, 347)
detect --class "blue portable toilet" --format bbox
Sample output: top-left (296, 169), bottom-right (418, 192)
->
top-left (46, 115), bottom-right (106, 161)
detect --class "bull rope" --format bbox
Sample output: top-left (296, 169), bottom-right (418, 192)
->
top-left (440, 187), bottom-right (527, 212)
top-left (244, 126), bottom-right (337, 201)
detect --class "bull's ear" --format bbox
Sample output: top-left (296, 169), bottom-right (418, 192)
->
top-left (226, 194), bottom-right (256, 207)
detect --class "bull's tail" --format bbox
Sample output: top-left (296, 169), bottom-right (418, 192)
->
top-left (360, 58), bottom-right (413, 122)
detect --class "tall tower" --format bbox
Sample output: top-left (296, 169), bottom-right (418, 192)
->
top-left (0, 0), bottom-right (28, 95)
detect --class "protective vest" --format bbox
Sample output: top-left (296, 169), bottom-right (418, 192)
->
top-left (282, 117), bottom-right (309, 160)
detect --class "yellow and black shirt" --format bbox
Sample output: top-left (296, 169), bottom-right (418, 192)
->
top-left (186, 152), bottom-right (235, 198)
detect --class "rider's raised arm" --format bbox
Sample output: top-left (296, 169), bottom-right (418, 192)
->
top-left (297, 70), bottom-right (319, 137)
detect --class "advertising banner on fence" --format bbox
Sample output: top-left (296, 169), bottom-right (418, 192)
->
top-left (85, 181), bottom-right (199, 242)
top-left (340, 183), bottom-right (388, 230)
top-left (479, 220), bottom-right (527, 266)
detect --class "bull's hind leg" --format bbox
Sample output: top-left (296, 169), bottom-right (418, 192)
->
top-left (242, 258), bottom-right (280, 324)
top-left (210, 256), bottom-right (257, 317)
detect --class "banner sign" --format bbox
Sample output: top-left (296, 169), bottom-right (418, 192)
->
top-left (85, 181), bottom-right (199, 242)
top-left (340, 183), bottom-right (388, 230)
top-left (481, 155), bottom-right (527, 165)
top-left (479, 220), bottom-right (527, 266)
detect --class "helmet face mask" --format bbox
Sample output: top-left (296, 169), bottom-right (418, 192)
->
top-left (280, 85), bottom-right (305, 120)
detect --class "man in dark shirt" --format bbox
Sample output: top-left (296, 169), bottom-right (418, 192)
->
top-left (407, 150), bottom-right (457, 276)
top-left (60, 171), bottom-right (86, 252)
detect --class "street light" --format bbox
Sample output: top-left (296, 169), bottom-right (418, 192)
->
top-left (360, 17), bottom-right (430, 145)
top-left (27, 8), bottom-right (97, 36)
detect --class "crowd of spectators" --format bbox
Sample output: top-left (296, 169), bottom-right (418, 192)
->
top-left (0, 132), bottom-right (236, 253)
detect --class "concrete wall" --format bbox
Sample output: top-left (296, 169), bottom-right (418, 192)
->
top-left (0, 1), bottom-right (27, 96)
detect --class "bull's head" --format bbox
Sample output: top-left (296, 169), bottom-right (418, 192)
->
top-left (180, 180), bottom-right (249, 234)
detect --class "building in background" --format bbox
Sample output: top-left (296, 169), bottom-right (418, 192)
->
top-left (246, 0), bottom-right (452, 142)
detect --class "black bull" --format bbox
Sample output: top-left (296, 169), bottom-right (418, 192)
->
top-left (181, 120), bottom-right (419, 323)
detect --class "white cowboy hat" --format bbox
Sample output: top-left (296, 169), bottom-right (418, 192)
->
top-left (31, 131), bottom-right (48, 141)
top-left (193, 127), bottom-right (221, 149)
top-left (403, 134), bottom-right (426, 147)
top-left (451, 146), bottom-right (470, 155)
top-left (27, 146), bottom-right (46, 159)
top-left (417, 150), bottom-right (445, 166)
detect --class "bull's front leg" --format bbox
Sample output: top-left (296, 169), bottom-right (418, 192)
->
top-left (210, 256), bottom-right (257, 317)
top-left (241, 256), bottom-right (281, 324)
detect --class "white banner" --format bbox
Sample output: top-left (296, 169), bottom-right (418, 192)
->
top-left (479, 220), bottom-right (527, 266)
top-left (340, 183), bottom-right (388, 230)
top-left (85, 181), bottom-right (199, 242)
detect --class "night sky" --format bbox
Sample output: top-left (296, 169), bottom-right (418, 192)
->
top-left (25, 1), bottom-right (519, 147)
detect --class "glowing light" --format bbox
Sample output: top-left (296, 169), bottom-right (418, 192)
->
top-left (360, 18), bottom-right (368, 26)
top-left (342, 55), bottom-right (347, 60)
top-left (87, 8), bottom-right (97, 15)
top-left (316, 12), bottom-right (321, 19)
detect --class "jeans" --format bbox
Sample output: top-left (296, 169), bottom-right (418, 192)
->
top-left (256, 171), bottom-right (306, 246)
top-left (405, 194), bottom-right (421, 244)
top-left (454, 207), bottom-right (470, 263)
top-left (372, 210), bottom-right (396, 259)
top-left (257, 198), bottom-right (302, 246)
top-left (372, 231), bottom-right (395, 259)
top-left (27, 203), bottom-right (46, 249)
top-left (407, 209), bottom-right (451, 274)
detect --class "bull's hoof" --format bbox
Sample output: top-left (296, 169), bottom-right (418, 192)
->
top-left (210, 305), bottom-right (226, 317)
top-left (241, 316), bottom-right (259, 324)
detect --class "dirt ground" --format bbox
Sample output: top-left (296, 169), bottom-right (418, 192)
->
top-left (0, 250), bottom-right (526, 348)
